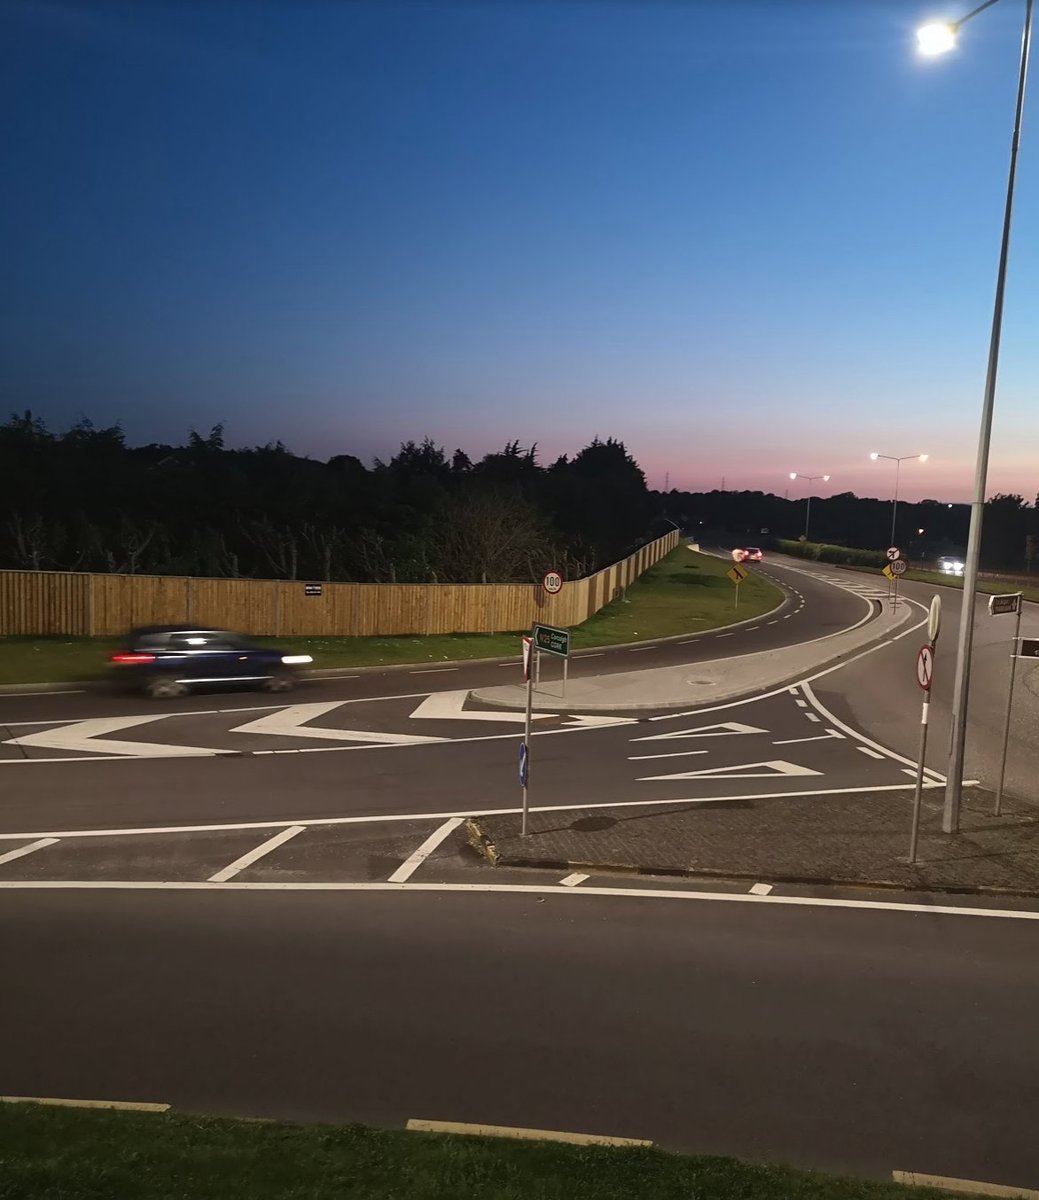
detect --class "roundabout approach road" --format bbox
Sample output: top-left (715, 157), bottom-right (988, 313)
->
top-left (2, 557), bottom-right (1038, 1193)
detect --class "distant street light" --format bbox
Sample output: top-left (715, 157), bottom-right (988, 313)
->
top-left (788, 472), bottom-right (831, 541)
top-left (869, 452), bottom-right (928, 546)
top-left (915, 0), bottom-right (1033, 834)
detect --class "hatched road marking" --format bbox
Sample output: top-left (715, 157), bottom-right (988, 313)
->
top-left (387, 818), bottom-right (464, 884)
top-left (208, 825), bottom-right (306, 883)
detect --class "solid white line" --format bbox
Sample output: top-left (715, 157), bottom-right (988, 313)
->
top-left (892, 1170), bottom-right (1039, 1197)
top-left (208, 825), bottom-right (306, 883)
top-left (559, 873), bottom-right (589, 888)
top-left (771, 734), bottom-right (838, 746)
top-left (0, 783), bottom-right (948, 844)
top-left (825, 728), bottom-right (845, 739)
top-left (628, 750), bottom-right (710, 761)
top-left (0, 690), bottom-right (85, 698)
top-left (857, 746), bottom-right (885, 759)
top-left (1, 878), bottom-right (1037, 922)
top-left (0, 837), bottom-right (59, 866)
top-left (749, 883), bottom-right (773, 896)
top-left (387, 817), bottom-right (463, 884)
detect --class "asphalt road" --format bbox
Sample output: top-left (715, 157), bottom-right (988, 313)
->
top-left (2, 887), bottom-right (1038, 1188)
top-left (4, 557), bottom-right (1038, 1190)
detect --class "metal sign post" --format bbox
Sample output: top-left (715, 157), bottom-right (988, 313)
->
top-left (521, 650), bottom-right (533, 836)
top-left (992, 593), bottom-right (1024, 815)
top-left (908, 596), bottom-right (941, 865)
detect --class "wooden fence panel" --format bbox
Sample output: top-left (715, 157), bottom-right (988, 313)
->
top-left (0, 570), bottom-right (90, 635)
top-left (0, 532), bottom-right (679, 638)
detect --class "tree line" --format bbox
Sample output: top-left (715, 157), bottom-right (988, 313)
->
top-left (658, 488), bottom-right (1039, 571)
top-left (0, 414), bottom-right (658, 583)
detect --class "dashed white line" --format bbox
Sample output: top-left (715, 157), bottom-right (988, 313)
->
top-left (767, 620), bottom-right (779, 625)
top-left (716, 632), bottom-right (735, 638)
top-left (772, 733), bottom-right (840, 746)
top-left (208, 825), bottom-right (306, 883)
top-left (559, 873), bottom-right (589, 888)
top-left (749, 882), bottom-right (773, 897)
top-left (628, 750), bottom-right (710, 761)
top-left (387, 817), bottom-right (464, 884)
top-left (575, 652), bottom-right (605, 659)
top-left (409, 668), bottom-right (460, 675)
top-left (0, 837), bottom-right (59, 866)
top-left (678, 639), bottom-right (699, 645)
top-left (804, 712), bottom-right (821, 723)
top-left (794, 699), bottom-right (809, 708)
top-left (627, 646), bottom-right (654, 652)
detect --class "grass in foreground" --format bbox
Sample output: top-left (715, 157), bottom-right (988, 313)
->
top-left (0, 1103), bottom-right (972, 1200)
top-left (0, 548), bottom-right (782, 684)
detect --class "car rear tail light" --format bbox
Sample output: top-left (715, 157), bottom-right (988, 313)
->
top-left (111, 652), bottom-right (156, 664)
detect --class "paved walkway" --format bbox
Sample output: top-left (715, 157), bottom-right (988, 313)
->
top-left (470, 786), bottom-right (1039, 896)
top-left (474, 596), bottom-right (917, 712)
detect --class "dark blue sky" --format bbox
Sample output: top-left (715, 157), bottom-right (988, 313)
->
top-left (3, 0), bottom-right (1037, 500)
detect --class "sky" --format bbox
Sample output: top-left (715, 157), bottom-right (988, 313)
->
top-left (2, 0), bottom-right (1038, 503)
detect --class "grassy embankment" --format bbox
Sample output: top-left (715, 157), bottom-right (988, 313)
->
top-left (0, 548), bottom-right (782, 684)
top-left (0, 1102), bottom-right (975, 1200)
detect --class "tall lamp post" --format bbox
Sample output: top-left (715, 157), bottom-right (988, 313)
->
top-left (788, 472), bottom-right (831, 541)
top-left (917, 0), bottom-right (1034, 834)
top-left (869, 452), bottom-right (928, 546)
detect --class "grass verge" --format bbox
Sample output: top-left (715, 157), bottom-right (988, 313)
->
top-left (0, 549), bottom-right (782, 685)
top-left (838, 563), bottom-right (1039, 604)
top-left (0, 1103), bottom-right (973, 1200)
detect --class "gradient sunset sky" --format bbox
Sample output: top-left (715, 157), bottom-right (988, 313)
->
top-left (3, 0), bottom-right (1038, 503)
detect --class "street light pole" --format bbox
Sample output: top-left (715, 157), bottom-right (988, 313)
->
top-left (788, 472), bottom-right (831, 542)
top-left (918, 0), bottom-right (1034, 833)
top-left (869, 452), bottom-right (928, 548)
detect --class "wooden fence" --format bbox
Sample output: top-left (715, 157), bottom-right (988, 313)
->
top-left (0, 531), bottom-right (680, 638)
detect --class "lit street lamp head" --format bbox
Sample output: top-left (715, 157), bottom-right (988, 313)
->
top-left (919, 453), bottom-right (929, 462)
top-left (822, 474), bottom-right (831, 482)
top-left (789, 472), bottom-right (797, 480)
top-left (870, 452), bottom-right (879, 460)
top-left (917, 21), bottom-right (957, 56)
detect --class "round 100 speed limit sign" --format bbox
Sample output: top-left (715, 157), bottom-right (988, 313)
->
top-left (542, 570), bottom-right (564, 595)
top-left (916, 644), bottom-right (935, 691)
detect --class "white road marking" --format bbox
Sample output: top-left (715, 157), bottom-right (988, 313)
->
top-left (892, 1170), bottom-right (1039, 1197)
top-left (678, 639), bottom-right (699, 645)
top-left (575, 652), bottom-right (605, 658)
top-left (405, 1118), bottom-right (651, 1148)
top-left (565, 715), bottom-right (639, 728)
top-left (825, 728), bottom-right (845, 738)
top-left (232, 702), bottom-right (449, 744)
top-left (208, 825), bottom-right (306, 883)
top-left (0, 878), bottom-right (1037, 923)
top-left (901, 767), bottom-right (920, 779)
top-left (5, 716), bottom-right (228, 759)
top-left (410, 690), bottom-right (555, 724)
top-left (631, 721), bottom-right (766, 742)
top-left (409, 668), bottom-right (459, 674)
top-left (0, 784), bottom-right (948, 844)
top-left (639, 759), bottom-right (823, 782)
top-left (749, 883), bottom-right (773, 896)
top-left (628, 750), bottom-right (710, 761)
top-left (0, 837), bottom-right (59, 866)
top-left (801, 681), bottom-right (944, 779)
top-left (0, 691), bottom-right (84, 700)
top-left (559, 873), bottom-right (589, 888)
top-left (804, 712), bottom-right (821, 723)
top-left (387, 818), bottom-right (464, 884)
top-left (766, 620), bottom-right (779, 625)
top-left (858, 746), bottom-right (885, 759)
top-left (771, 733), bottom-right (840, 746)
top-left (716, 632), bottom-right (735, 638)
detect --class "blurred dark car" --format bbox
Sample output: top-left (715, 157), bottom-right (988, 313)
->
top-left (109, 626), bottom-right (312, 699)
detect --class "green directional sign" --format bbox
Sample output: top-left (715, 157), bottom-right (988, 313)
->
top-left (532, 623), bottom-right (570, 658)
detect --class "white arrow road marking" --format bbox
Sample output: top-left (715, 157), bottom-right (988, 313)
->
top-left (563, 715), bottom-right (639, 728)
top-left (638, 759), bottom-right (823, 782)
top-left (5, 716), bottom-right (229, 758)
top-left (232, 703), bottom-right (448, 744)
top-left (630, 721), bottom-right (767, 743)
top-left (409, 690), bottom-right (556, 723)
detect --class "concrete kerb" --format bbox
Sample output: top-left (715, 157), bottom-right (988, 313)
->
top-left (472, 596), bottom-right (917, 713)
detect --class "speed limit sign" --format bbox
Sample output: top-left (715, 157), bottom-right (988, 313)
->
top-left (542, 570), bottom-right (563, 595)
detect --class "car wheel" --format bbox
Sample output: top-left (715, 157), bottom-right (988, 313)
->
top-left (263, 669), bottom-right (296, 694)
top-left (145, 675), bottom-right (189, 700)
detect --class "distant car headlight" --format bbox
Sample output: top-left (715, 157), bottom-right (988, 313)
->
top-left (281, 655), bottom-right (313, 665)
